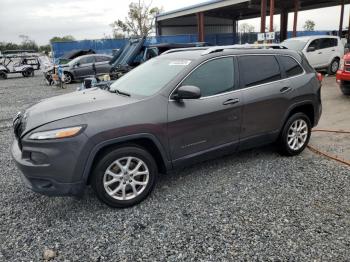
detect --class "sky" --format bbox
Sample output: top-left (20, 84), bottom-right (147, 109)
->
top-left (0, 0), bottom-right (350, 45)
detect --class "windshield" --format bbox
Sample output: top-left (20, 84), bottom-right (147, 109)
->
top-left (110, 58), bottom-right (191, 97)
top-left (281, 39), bottom-right (308, 51)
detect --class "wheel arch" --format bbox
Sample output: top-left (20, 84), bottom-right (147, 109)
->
top-left (83, 133), bottom-right (171, 185)
top-left (282, 102), bottom-right (315, 130)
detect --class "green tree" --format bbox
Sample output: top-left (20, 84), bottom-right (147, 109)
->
top-left (303, 20), bottom-right (315, 31)
top-left (50, 35), bottom-right (75, 43)
top-left (110, 0), bottom-right (161, 37)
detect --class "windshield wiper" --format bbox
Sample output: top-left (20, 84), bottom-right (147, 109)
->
top-left (110, 89), bottom-right (131, 97)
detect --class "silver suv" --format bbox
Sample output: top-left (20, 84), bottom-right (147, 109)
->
top-left (12, 47), bottom-right (322, 208)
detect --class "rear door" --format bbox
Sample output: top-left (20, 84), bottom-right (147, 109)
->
top-left (238, 55), bottom-right (296, 146)
top-left (168, 56), bottom-right (243, 162)
top-left (95, 56), bottom-right (112, 75)
top-left (73, 56), bottom-right (96, 78)
top-left (318, 38), bottom-right (335, 67)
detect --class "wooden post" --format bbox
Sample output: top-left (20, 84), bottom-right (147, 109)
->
top-left (293, 0), bottom-right (299, 37)
top-left (197, 12), bottom-right (205, 42)
top-left (260, 0), bottom-right (267, 33)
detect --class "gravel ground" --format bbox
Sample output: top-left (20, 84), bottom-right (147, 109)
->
top-left (0, 74), bottom-right (350, 261)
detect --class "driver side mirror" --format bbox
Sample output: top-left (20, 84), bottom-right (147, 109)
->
top-left (307, 46), bottom-right (316, 52)
top-left (173, 85), bottom-right (201, 100)
top-left (75, 62), bottom-right (80, 67)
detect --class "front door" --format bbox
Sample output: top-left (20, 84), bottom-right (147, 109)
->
top-left (168, 57), bottom-right (243, 161)
top-left (73, 56), bottom-right (95, 78)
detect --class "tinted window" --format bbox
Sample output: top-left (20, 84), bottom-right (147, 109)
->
top-left (238, 55), bottom-right (281, 87)
top-left (79, 56), bottom-right (95, 64)
top-left (320, 38), bottom-right (337, 49)
top-left (95, 56), bottom-right (110, 62)
top-left (181, 57), bottom-right (234, 97)
top-left (308, 39), bottom-right (320, 50)
top-left (279, 56), bottom-right (303, 78)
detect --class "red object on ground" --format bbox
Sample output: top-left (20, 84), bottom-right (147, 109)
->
top-left (336, 53), bottom-right (350, 95)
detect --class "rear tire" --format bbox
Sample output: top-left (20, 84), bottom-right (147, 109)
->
top-left (0, 71), bottom-right (7, 79)
top-left (327, 58), bottom-right (340, 75)
top-left (91, 146), bottom-right (158, 208)
top-left (279, 113), bottom-right (311, 156)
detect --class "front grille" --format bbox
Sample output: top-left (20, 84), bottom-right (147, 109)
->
top-left (345, 66), bottom-right (350, 72)
top-left (13, 113), bottom-right (25, 150)
top-left (345, 60), bottom-right (350, 66)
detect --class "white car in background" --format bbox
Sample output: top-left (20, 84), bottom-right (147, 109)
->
top-left (282, 35), bottom-right (344, 74)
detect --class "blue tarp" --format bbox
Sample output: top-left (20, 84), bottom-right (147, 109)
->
top-left (51, 31), bottom-right (331, 59)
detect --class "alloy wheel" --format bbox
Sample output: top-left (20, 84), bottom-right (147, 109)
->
top-left (103, 156), bottom-right (149, 201)
top-left (287, 119), bottom-right (309, 151)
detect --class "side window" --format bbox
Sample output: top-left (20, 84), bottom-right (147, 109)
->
top-left (79, 56), bottom-right (95, 64)
top-left (181, 57), bottom-right (234, 97)
top-left (308, 39), bottom-right (320, 50)
top-left (95, 56), bottom-right (110, 62)
top-left (320, 38), bottom-right (337, 49)
top-left (279, 56), bottom-right (303, 78)
top-left (238, 55), bottom-right (281, 87)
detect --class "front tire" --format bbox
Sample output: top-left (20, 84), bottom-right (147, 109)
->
top-left (279, 113), bottom-right (311, 156)
top-left (91, 146), bottom-right (158, 208)
top-left (63, 72), bottom-right (73, 84)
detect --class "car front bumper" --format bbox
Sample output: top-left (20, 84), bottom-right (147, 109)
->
top-left (11, 136), bottom-right (88, 196)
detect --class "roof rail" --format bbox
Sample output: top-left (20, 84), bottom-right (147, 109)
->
top-left (162, 47), bottom-right (209, 55)
top-left (201, 44), bottom-right (286, 55)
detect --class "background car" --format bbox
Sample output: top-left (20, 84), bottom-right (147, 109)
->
top-left (61, 54), bottom-right (112, 83)
top-left (282, 35), bottom-right (344, 74)
top-left (336, 52), bottom-right (350, 95)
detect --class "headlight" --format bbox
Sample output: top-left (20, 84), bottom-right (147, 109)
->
top-left (29, 126), bottom-right (83, 140)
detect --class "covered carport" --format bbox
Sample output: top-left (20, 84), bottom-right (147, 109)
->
top-left (156, 0), bottom-right (350, 42)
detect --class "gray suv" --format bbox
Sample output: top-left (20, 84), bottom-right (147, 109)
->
top-left (61, 54), bottom-right (112, 84)
top-left (12, 47), bottom-right (322, 208)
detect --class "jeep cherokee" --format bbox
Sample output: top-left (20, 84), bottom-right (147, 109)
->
top-left (12, 47), bottom-right (322, 208)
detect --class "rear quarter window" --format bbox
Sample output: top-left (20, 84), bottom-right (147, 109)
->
top-left (238, 55), bottom-right (281, 87)
top-left (279, 56), bottom-right (304, 78)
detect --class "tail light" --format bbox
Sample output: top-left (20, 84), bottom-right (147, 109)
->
top-left (316, 72), bottom-right (323, 82)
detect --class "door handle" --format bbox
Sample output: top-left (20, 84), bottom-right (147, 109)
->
top-left (223, 98), bottom-right (240, 105)
top-left (318, 52), bottom-right (322, 54)
top-left (280, 86), bottom-right (293, 93)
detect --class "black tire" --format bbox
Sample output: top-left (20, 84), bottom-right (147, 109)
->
top-left (340, 82), bottom-right (350, 96)
top-left (0, 71), bottom-right (7, 79)
top-left (327, 58), bottom-right (340, 75)
top-left (91, 145), bottom-right (158, 208)
top-left (63, 72), bottom-right (73, 84)
top-left (22, 68), bottom-right (34, 77)
top-left (279, 113), bottom-right (312, 156)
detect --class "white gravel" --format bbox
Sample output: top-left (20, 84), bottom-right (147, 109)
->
top-left (0, 74), bottom-right (349, 261)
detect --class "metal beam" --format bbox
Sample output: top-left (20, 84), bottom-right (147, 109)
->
top-left (292, 0), bottom-right (299, 37)
top-left (280, 8), bottom-right (288, 42)
top-left (261, 0), bottom-right (267, 33)
top-left (197, 12), bottom-right (205, 42)
top-left (269, 0), bottom-right (275, 32)
top-left (339, 0), bottom-right (345, 36)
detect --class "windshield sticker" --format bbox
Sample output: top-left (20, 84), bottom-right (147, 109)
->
top-left (169, 60), bottom-right (191, 66)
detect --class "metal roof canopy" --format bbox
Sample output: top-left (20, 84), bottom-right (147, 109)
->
top-left (157, 0), bottom-right (349, 21)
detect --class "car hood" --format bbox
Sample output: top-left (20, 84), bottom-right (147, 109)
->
top-left (22, 88), bottom-right (138, 135)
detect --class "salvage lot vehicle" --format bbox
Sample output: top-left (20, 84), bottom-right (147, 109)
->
top-left (109, 37), bottom-right (209, 79)
top-left (11, 47), bottom-right (322, 208)
top-left (336, 52), bottom-right (350, 95)
top-left (58, 54), bottom-right (113, 84)
top-left (282, 35), bottom-right (344, 74)
top-left (0, 53), bottom-right (40, 79)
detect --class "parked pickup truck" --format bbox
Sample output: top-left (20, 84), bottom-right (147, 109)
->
top-left (336, 53), bottom-right (350, 95)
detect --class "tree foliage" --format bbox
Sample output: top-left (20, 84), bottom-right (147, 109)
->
top-left (303, 20), bottom-right (315, 31)
top-left (110, 0), bottom-right (161, 38)
top-left (50, 35), bottom-right (75, 43)
top-left (239, 23), bottom-right (255, 33)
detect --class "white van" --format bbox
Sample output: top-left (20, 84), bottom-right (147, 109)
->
top-left (282, 35), bottom-right (344, 74)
